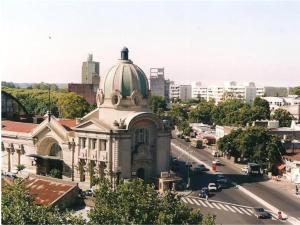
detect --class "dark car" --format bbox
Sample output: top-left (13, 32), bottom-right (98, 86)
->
top-left (252, 207), bottom-right (272, 219)
top-left (199, 187), bottom-right (209, 198)
top-left (217, 180), bottom-right (230, 189)
top-left (192, 164), bottom-right (208, 174)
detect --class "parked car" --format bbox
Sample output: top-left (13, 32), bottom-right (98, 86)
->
top-left (184, 136), bottom-right (190, 142)
top-left (85, 189), bottom-right (94, 197)
top-left (191, 139), bottom-right (203, 149)
top-left (252, 207), bottom-right (272, 219)
top-left (199, 187), bottom-right (209, 198)
top-left (211, 151), bottom-right (221, 157)
top-left (217, 180), bottom-right (230, 189)
top-left (208, 183), bottom-right (218, 192)
top-left (241, 166), bottom-right (248, 174)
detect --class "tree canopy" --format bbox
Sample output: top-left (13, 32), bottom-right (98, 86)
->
top-left (272, 108), bottom-right (295, 127)
top-left (89, 179), bottom-right (214, 225)
top-left (149, 95), bottom-right (167, 115)
top-left (289, 86), bottom-right (300, 95)
top-left (3, 87), bottom-right (94, 119)
top-left (217, 127), bottom-right (285, 170)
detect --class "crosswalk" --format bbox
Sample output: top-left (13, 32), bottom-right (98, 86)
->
top-left (181, 196), bottom-right (279, 221)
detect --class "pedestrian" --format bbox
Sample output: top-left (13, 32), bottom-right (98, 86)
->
top-left (296, 185), bottom-right (299, 195)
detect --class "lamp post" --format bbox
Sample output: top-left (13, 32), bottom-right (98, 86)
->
top-left (68, 138), bottom-right (76, 181)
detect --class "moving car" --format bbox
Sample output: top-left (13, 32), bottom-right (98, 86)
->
top-left (208, 183), bottom-right (218, 191)
top-left (192, 164), bottom-right (208, 174)
top-left (241, 166), bottom-right (248, 174)
top-left (252, 207), bottom-right (272, 219)
top-left (212, 158), bottom-right (221, 165)
top-left (211, 151), bottom-right (221, 157)
top-left (191, 139), bottom-right (203, 149)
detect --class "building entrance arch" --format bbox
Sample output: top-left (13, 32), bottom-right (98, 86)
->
top-left (35, 137), bottom-right (63, 178)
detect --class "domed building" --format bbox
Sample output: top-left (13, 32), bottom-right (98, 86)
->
top-left (1, 48), bottom-right (171, 187)
top-left (73, 47), bottom-right (171, 184)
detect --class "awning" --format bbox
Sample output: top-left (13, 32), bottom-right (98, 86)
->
top-left (277, 164), bottom-right (286, 170)
top-left (26, 154), bottom-right (63, 161)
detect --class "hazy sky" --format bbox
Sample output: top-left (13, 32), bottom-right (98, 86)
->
top-left (1, 0), bottom-right (300, 86)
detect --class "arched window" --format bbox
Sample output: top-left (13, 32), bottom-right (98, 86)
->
top-left (135, 128), bottom-right (149, 145)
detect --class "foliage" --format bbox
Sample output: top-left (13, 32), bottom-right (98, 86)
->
top-left (49, 168), bottom-right (62, 179)
top-left (2, 81), bottom-right (16, 88)
top-left (3, 87), bottom-right (92, 119)
top-left (189, 100), bottom-right (215, 125)
top-left (1, 179), bottom-right (85, 225)
top-left (217, 127), bottom-right (285, 169)
top-left (16, 164), bottom-right (25, 172)
top-left (272, 108), bottom-right (295, 127)
top-left (168, 103), bottom-right (189, 125)
top-left (149, 95), bottom-right (167, 115)
top-left (88, 179), bottom-right (210, 225)
top-left (252, 97), bottom-right (270, 120)
top-left (289, 86), bottom-right (300, 95)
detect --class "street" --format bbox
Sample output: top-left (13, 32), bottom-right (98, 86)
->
top-left (171, 137), bottom-right (300, 225)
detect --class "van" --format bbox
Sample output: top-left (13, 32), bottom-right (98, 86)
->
top-left (191, 139), bottom-right (203, 149)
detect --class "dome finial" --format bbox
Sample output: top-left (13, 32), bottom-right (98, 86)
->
top-left (121, 47), bottom-right (129, 60)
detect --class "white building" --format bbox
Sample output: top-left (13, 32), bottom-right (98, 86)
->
top-left (2, 47), bottom-right (171, 186)
top-left (169, 83), bottom-right (192, 101)
top-left (191, 82), bottom-right (208, 100)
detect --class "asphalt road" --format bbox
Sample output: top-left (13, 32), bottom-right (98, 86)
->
top-left (171, 137), bottom-right (299, 225)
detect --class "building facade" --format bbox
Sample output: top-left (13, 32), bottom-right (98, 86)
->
top-left (169, 83), bottom-right (192, 101)
top-left (149, 68), bottom-right (171, 101)
top-left (191, 82), bottom-right (208, 100)
top-left (82, 54), bottom-right (100, 85)
top-left (2, 48), bottom-right (171, 186)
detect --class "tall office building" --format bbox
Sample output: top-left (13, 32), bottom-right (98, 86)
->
top-left (82, 54), bottom-right (100, 85)
top-left (68, 54), bottom-right (100, 104)
top-left (149, 68), bottom-right (170, 100)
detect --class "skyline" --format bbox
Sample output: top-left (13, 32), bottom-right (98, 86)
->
top-left (1, 0), bottom-right (300, 86)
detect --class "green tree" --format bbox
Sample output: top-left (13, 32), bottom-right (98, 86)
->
top-left (289, 86), bottom-right (300, 95)
top-left (188, 100), bottom-right (215, 125)
top-left (88, 179), bottom-right (210, 225)
top-left (252, 97), bottom-right (270, 120)
top-left (3, 87), bottom-right (91, 119)
top-left (169, 104), bottom-right (188, 125)
top-left (272, 108), bottom-right (294, 127)
top-left (149, 95), bottom-right (167, 115)
top-left (2, 81), bottom-right (16, 88)
top-left (2, 179), bottom-right (85, 225)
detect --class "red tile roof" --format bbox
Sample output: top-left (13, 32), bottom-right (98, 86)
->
top-left (24, 176), bottom-right (76, 207)
top-left (1, 120), bottom-right (38, 133)
top-left (57, 119), bottom-right (76, 131)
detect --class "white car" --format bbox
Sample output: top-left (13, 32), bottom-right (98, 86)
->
top-left (212, 159), bottom-right (221, 165)
top-left (241, 166), bottom-right (248, 174)
top-left (208, 183), bottom-right (218, 191)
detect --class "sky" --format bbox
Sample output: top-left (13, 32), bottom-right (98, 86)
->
top-left (1, 0), bottom-right (300, 87)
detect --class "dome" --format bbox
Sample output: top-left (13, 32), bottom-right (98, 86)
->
top-left (100, 47), bottom-right (149, 98)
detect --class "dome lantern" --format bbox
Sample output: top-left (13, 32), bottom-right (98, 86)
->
top-left (121, 47), bottom-right (129, 60)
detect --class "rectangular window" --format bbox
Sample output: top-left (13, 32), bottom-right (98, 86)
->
top-left (100, 139), bottom-right (107, 151)
top-left (82, 138), bottom-right (86, 148)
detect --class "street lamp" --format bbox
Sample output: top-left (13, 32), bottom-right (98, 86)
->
top-left (68, 138), bottom-right (76, 181)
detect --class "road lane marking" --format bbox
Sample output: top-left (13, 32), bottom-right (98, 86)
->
top-left (211, 203), bottom-right (221, 210)
top-left (205, 201), bottom-right (215, 208)
top-left (192, 198), bottom-right (200, 206)
top-left (181, 198), bottom-right (188, 203)
top-left (186, 197), bottom-right (195, 205)
top-left (239, 207), bottom-right (252, 216)
top-left (245, 208), bottom-right (254, 214)
top-left (231, 205), bottom-right (244, 214)
top-left (197, 199), bottom-right (208, 207)
top-left (224, 204), bottom-right (237, 213)
top-left (217, 203), bottom-right (229, 211)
